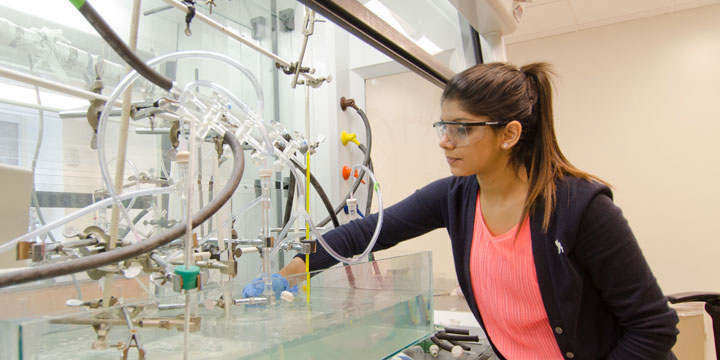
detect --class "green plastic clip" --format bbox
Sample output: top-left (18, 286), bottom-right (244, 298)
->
top-left (69, 0), bottom-right (86, 9)
top-left (175, 265), bottom-right (200, 290)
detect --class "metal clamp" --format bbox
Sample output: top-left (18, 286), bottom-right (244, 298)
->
top-left (263, 236), bottom-right (275, 248)
top-left (297, 75), bottom-right (333, 88)
top-left (300, 239), bottom-right (317, 254)
top-left (182, 1), bottom-right (196, 36)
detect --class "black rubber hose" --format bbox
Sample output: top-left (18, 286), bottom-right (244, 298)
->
top-left (448, 340), bottom-right (471, 351)
top-left (289, 159), bottom-right (340, 228)
top-left (356, 108), bottom-right (373, 213)
top-left (319, 103), bottom-right (374, 227)
top-left (74, 1), bottom-right (174, 91)
top-left (357, 144), bottom-right (374, 216)
top-left (436, 332), bottom-right (479, 342)
top-left (443, 327), bottom-right (470, 335)
top-left (0, 131), bottom-right (243, 288)
top-left (283, 175), bottom-right (295, 226)
top-left (430, 336), bottom-right (454, 352)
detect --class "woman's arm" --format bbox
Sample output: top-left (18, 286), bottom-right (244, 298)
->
top-left (286, 177), bottom-right (452, 274)
top-left (574, 194), bottom-right (679, 359)
top-left (278, 257), bottom-right (307, 288)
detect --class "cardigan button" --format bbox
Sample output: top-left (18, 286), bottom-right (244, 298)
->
top-left (565, 352), bottom-right (575, 358)
top-left (554, 327), bottom-right (563, 334)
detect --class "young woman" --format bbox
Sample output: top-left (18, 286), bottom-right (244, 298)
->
top-left (256, 62), bottom-right (679, 359)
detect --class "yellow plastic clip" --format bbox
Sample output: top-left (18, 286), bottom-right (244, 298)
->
top-left (340, 131), bottom-right (361, 146)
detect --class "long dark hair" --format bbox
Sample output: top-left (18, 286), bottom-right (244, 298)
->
top-left (442, 62), bottom-right (606, 231)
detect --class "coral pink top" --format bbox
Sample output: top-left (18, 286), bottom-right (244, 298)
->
top-left (469, 194), bottom-right (563, 359)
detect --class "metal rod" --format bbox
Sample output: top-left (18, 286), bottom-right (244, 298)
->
top-left (290, 8), bottom-right (314, 88)
top-left (0, 66), bottom-right (111, 103)
top-left (233, 297), bottom-right (268, 305)
top-left (105, 0), bottom-right (143, 308)
top-left (0, 97), bottom-right (63, 112)
top-left (160, 0), bottom-right (319, 83)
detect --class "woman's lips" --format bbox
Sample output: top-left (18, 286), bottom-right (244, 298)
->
top-left (446, 156), bottom-right (459, 165)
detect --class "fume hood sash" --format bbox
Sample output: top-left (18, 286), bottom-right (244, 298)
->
top-left (297, 0), bottom-right (455, 88)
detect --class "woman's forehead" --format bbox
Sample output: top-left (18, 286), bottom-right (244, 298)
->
top-left (440, 101), bottom-right (490, 122)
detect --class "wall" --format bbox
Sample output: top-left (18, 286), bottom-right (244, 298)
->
top-left (505, 4), bottom-right (720, 295)
top-left (364, 71), bottom-right (459, 292)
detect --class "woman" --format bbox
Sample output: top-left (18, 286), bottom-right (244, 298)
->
top-left (253, 62), bottom-right (679, 359)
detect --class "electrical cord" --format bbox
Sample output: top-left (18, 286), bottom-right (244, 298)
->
top-left (0, 131), bottom-right (243, 288)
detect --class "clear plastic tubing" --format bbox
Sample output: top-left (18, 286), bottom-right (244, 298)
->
top-left (196, 196), bottom-right (262, 247)
top-left (277, 148), bottom-right (384, 264)
top-left (196, 196), bottom-right (260, 246)
top-left (258, 168), bottom-right (273, 298)
top-left (177, 79), bottom-right (273, 157)
top-left (96, 51), bottom-right (264, 240)
top-left (269, 212), bottom-right (298, 260)
top-left (0, 187), bottom-right (173, 253)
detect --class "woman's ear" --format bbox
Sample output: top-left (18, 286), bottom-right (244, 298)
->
top-left (501, 120), bottom-right (522, 149)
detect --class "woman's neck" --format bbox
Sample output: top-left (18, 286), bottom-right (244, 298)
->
top-left (476, 164), bottom-right (529, 203)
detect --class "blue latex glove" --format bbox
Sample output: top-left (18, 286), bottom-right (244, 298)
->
top-left (242, 274), bottom-right (297, 300)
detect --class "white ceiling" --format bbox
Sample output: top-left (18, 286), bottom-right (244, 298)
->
top-left (504, 0), bottom-right (720, 44)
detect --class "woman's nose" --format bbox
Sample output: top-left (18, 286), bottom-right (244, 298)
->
top-left (438, 134), bottom-right (454, 150)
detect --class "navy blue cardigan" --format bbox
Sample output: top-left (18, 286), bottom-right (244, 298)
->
top-left (299, 175), bottom-right (679, 359)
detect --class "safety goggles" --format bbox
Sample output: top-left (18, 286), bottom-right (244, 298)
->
top-left (432, 120), bottom-right (507, 146)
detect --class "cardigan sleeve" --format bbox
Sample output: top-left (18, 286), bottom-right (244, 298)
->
top-left (574, 194), bottom-right (679, 359)
top-left (296, 177), bottom-right (450, 271)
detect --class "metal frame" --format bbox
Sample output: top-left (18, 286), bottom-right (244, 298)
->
top-left (297, 0), bottom-right (456, 88)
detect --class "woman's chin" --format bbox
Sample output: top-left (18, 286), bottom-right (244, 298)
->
top-left (448, 167), bottom-right (473, 177)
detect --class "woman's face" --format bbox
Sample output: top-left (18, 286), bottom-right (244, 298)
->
top-left (438, 100), bottom-right (507, 177)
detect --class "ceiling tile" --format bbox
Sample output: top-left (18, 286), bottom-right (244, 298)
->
top-left (673, 0), bottom-right (720, 7)
top-left (503, 0), bottom-right (720, 44)
top-left (523, 0), bottom-right (564, 6)
top-left (570, 0), bottom-right (674, 24)
top-left (509, 0), bottom-right (577, 38)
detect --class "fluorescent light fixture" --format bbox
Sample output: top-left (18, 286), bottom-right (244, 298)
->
top-left (415, 36), bottom-right (442, 55)
top-left (364, 0), bottom-right (411, 37)
top-left (363, 0), bottom-right (443, 55)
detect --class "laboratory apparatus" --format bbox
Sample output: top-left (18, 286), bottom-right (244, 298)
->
top-left (0, 0), bottom-right (507, 359)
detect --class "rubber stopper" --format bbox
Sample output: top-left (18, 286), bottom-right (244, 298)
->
top-left (175, 151), bottom-right (190, 163)
top-left (451, 345), bottom-right (465, 358)
top-left (174, 265), bottom-right (200, 290)
top-left (280, 290), bottom-right (295, 303)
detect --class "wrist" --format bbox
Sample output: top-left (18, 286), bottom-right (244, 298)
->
top-left (279, 257), bottom-right (307, 287)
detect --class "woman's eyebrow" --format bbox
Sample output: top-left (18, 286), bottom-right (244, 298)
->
top-left (439, 117), bottom-right (475, 123)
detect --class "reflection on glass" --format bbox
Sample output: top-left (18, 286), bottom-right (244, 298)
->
top-left (360, 0), bottom-right (477, 71)
top-left (0, 252), bottom-right (433, 359)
